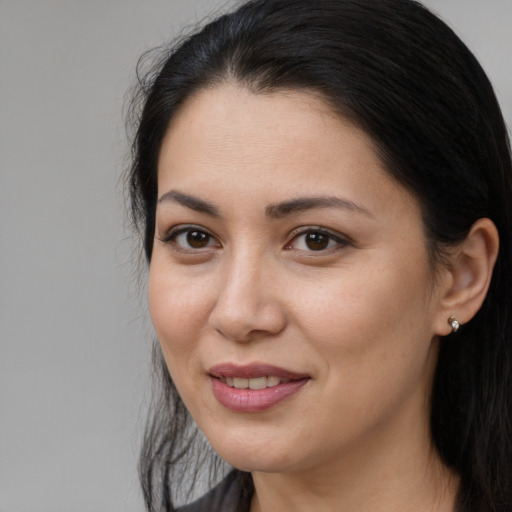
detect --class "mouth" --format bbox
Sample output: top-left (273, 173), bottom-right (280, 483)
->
top-left (207, 363), bottom-right (310, 412)
top-left (220, 375), bottom-right (290, 389)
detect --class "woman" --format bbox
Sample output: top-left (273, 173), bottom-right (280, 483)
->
top-left (127, 0), bottom-right (512, 510)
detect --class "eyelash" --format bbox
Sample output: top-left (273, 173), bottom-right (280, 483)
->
top-left (285, 227), bottom-right (351, 253)
top-left (158, 225), bottom-right (351, 254)
top-left (157, 225), bottom-right (220, 252)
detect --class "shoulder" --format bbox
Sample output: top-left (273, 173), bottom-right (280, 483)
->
top-left (177, 471), bottom-right (248, 512)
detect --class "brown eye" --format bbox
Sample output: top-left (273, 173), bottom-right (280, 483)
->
top-left (286, 228), bottom-right (349, 253)
top-left (186, 230), bottom-right (211, 248)
top-left (304, 232), bottom-right (329, 251)
top-left (161, 226), bottom-right (219, 251)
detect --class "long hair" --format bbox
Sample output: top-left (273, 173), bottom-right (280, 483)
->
top-left (127, 1), bottom-right (512, 510)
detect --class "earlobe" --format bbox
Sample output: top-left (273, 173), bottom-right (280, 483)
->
top-left (434, 218), bottom-right (499, 336)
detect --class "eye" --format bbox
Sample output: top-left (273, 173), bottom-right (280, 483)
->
top-left (158, 226), bottom-right (220, 251)
top-left (286, 228), bottom-right (349, 252)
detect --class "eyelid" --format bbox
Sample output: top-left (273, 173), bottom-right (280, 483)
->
top-left (285, 226), bottom-right (352, 252)
top-left (156, 224), bottom-right (351, 254)
top-left (157, 224), bottom-right (221, 249)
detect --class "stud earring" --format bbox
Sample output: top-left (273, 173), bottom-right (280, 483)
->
top-left (448, 315), bottom-right (460, 333)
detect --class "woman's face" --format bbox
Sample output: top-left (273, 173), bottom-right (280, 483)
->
top-left (149, 84), bottom-right (446, 474)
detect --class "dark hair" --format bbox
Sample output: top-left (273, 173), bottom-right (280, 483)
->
top-left (127, 1), bottom-right (512, 510)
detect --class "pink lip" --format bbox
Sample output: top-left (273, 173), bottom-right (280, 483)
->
top-left (208, 363), bottom-right (310, 413)
top-left (208, 363), bottom-right (309, 380)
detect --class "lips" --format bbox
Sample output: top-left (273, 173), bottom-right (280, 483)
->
top-left (208, 363), bottom-right (310, 412)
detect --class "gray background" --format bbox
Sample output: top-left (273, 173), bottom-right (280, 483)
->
top-left (0, 1), bottom-right (510, 511)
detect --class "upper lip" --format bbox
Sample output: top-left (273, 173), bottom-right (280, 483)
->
top-left (208, 363), bottom-right (310, 380)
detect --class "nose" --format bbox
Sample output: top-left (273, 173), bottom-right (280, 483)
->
top-left (208, 252), bottom-right (287, 343)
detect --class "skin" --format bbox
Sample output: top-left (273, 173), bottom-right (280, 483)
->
top-left (149, 84), bottom-right (464, 511)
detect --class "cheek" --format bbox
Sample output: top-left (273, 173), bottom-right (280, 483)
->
top-left (148, 260), bottom-right (213, 364)
top-left (295, 256), bottom-right (435, 390)
top-left (147, 261), bottom-right (218, 415)
top-left (299, 258), bottom-right (429, 334)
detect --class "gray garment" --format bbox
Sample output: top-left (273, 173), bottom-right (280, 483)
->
top-left (177, 472), bottom-right (248, 512)
top-left (177, 471), bottom-right (471, 511)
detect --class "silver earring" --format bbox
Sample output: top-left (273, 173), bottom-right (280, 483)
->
top-left (448, 315), bottom-right (460, 332)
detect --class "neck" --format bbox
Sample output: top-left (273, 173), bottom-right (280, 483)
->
top-left (251, 448), bottom-right (458, 512)
top-left (250, 396), bottom-right (459, 512)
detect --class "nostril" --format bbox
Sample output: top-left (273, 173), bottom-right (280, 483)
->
top-left (209, 302), bottom-right (287, 342)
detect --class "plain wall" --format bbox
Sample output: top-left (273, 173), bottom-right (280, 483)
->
top-left (0, 1), bottom-right (510, 511)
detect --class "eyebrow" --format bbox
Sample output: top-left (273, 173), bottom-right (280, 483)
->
top-left (157, 190), bottom-right (373, 219)
top-left (157, 190), bottom-right (220, 217)
top-left (265, 196), bottom-right (374, 219)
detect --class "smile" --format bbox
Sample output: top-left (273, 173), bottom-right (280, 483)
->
top-left (208, 363), bottom-right (310, 412)
top-left (221, 376), bottom-right (290, 389)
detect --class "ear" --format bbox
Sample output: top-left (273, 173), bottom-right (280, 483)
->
top-left (434, 218), bottom-right (499, 336)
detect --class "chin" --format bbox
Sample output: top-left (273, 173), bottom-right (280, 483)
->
top-left (211, 437), bottom-right (296, 474)
top-left (226, 455), bottom-right (291, 474)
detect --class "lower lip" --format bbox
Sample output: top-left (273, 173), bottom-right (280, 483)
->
top-left (210, 377), bottom-right (309, 412)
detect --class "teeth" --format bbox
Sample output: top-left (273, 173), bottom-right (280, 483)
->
top-left (248, 377), bottom-right (267, 390)
top-left (233, 377), bottom-right (249, 388)
top-left (266, 376), bottom-right (281, 387)
top-left (222, 376), bottom-right (289, 389)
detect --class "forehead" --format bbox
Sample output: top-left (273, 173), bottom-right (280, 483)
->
top-left (159, 85), bottom-right (373, 174)
top-left (157, 83), bottom-right (417, 221)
